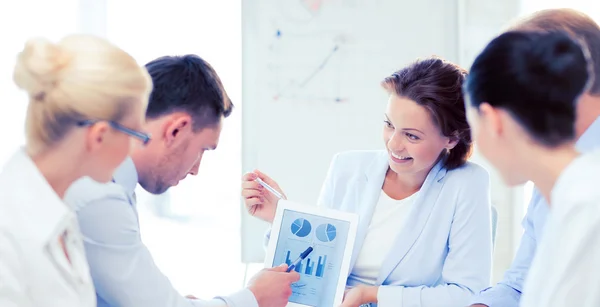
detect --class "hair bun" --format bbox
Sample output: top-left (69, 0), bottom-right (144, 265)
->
top-left (527, 31), bottom-right (588, 79)
top-left (13, 37), bottom-right (71, 102)
top-left (522, 31), bottom-right (590, 100)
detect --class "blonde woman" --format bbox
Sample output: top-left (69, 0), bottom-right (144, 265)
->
top-left (0, 35), bottom-right (151, 307)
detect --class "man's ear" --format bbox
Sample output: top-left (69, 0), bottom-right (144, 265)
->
top-left (163, 113), bottom-right (193, 147)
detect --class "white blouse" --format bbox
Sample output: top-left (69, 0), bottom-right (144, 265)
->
top-left (348, 190), bottom-right (417, 285)
top-left (521, 151), bottom-right (600, 307)
top-left (0, 150), bottom-right (96, 307)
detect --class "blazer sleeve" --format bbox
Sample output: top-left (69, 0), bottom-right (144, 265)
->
top-left (377, 166), bottom-right (493, 307)
top-left (316, 153), bottom-right (340, 209)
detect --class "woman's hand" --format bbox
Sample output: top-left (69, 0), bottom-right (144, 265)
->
top-left (241, 170), bottom-right (286, 223)
top-left (339, 286), bottom-right (378, 307)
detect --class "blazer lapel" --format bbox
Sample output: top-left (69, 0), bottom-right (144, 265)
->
top-left (376, 160), bottom-right (447, 284)
top-left (348, 151), bottom-right (389, 271)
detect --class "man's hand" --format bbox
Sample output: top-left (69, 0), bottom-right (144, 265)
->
top-left (247, 264), bottom-right (300, 307)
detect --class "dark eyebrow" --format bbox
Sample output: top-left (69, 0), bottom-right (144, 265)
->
top-left (384, 114), bottom-right (425, 135)
top-left (402, 128), bottom-right (425, 135)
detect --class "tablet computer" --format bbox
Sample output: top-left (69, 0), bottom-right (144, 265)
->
top-left (264, 200), bottom-right (359, 307)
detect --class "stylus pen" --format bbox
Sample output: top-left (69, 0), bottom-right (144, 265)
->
top-left (286, 246), bottom-right (314, 273)
top-left (255, 177), bottom-right (284, 199)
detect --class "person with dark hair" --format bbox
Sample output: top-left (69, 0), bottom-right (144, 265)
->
top-left (469, 8), bottom-right (600, 307)
top-left (464, 30), bottom-right (600, 307)
top-left (241, 57), bottom-right (493, 307)
top-left (64, 54), bottom-right (299, 307)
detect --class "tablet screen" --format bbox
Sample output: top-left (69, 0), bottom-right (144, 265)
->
top-left (272, 209), bottom-right (351, 307)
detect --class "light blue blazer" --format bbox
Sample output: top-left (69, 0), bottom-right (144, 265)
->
top-left (317, 150), bottom-right (492, 307)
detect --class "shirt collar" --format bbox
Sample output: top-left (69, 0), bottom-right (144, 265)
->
top-left (576, 116), bottom-right (600, 153)
top-left (112, 157), bottom-right (138, 196)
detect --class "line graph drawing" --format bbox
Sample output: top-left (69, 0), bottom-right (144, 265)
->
top-left (299, 45), bottom-right (338, 87)
top-left (259, 0), bottom-right (389, 104)
top-left (268, 26), bottom-right (350, 103)
top-left (270, 42), bottom-right (346, 103)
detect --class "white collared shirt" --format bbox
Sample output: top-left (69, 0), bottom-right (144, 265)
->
top-left (521, 150), bottom-right (600, 307)
top-left (0, 149), bottom-right (96, 307)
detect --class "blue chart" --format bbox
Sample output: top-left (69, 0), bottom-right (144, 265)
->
top-left (291, 218), bottom-right (312, 237)
top-left (285, 250), bottom-right (327, 278)
top-left (315, 255), bottom-right (327, 278)
top-left (316, 223), bottom-right (337, 242)
top-left (285, 251), bottom-right (327, 277)
top-left (305, 257), bottom-right (315, 275)
top-left (285, 250), bottom-right (304, 273)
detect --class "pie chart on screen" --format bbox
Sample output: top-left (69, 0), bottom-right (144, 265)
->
top-left (316, 223), bottom-right (336, 242)
top-left (291, 218), bottom-right (312, 237)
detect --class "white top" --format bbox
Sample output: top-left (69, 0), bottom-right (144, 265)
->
top-left (521, 151), bottom-right (600, 307)
top-left (349, 190), bottom-right (417, 285)
top-left (0, 150), bottom-right (96, 307)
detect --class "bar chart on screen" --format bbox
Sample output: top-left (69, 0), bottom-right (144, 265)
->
top-left (285, 250), bottom-right (329, 278)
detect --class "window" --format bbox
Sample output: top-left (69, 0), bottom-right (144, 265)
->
top-left (0, 0), bottom-right (78, 163)
top-left (106, 0), bottom-right (244, 297)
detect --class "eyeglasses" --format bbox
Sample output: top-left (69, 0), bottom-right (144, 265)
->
top-left (77, 119), bottom-right (151, 145)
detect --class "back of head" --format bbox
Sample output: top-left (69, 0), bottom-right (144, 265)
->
top-left (13, 34), bottom-right (152, 155)
top-left (465, 31), bottom-right (591, 146)
top-left (144, 55), bottom-right (232, 130)
top-left (382, 56), bottom-right (472, 170)
top-left (510, 8), bottom-right (600, 95)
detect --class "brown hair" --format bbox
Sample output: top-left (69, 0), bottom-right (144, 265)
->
top-left (382, 56), bottom-right (472, 170)
top-left (510, 8), bottom-right (600, 95)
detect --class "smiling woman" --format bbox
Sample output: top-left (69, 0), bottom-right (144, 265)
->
top-left (242, 56), bottom-right (493, 307)
top-left (377, 59), bottom-right (472, 201)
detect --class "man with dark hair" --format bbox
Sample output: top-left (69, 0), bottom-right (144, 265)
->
top-left (470, 8), bottom-right (600, 307)
top-left (65, 55), bottom-right (299, 307)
